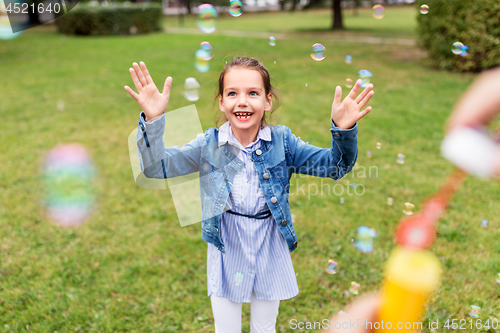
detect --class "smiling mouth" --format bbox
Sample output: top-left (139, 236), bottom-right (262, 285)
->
top-left (234, 112), bottom-right (253, 120)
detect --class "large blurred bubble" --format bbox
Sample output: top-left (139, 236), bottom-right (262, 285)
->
top-left (195, 49), bottom-right (211, 72)
top-left (200, 41), bottom-right (213, 60)
top-left (182, 77), bottom-right (201, 102)
top-left (354, 226), bottom-right (376, 253)
top-left (197, 4), bottom-right (217, 34)
top-left (358, 69), bottom-right (373, 88)
top-left (310, 43), bottom-right (326, 61)
top-left (43, 143), bottom-right (96, 227)
top-left (228, 0), bottom-right (242, 17)
top-left (372, 4), bottom-right (384, 19)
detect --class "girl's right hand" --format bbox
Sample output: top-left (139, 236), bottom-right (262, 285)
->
top-left (124, 61), bottom-right (172, 121)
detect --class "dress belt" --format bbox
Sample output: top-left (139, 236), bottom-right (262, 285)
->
top-left (225, 209), bottom-right (272, 219)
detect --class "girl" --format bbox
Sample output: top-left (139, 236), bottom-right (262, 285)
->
top-left (124, 57), bottom-right (374, 333)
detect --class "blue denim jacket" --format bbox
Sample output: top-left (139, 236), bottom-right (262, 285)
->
top-left (136, 112), bottom-right (358, 253)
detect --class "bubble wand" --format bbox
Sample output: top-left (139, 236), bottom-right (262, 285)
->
top-left (374, 167), bottom-right (467, 332)
top-left (395, 167), bottom-right (468, 249)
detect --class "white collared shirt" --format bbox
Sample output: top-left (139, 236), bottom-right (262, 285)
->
top-left (218, 121), bottom-right (271, 211)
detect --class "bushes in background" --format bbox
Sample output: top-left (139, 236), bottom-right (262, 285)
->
top-left (416, 0), bottom-right (500, 72)
top-left (56, 3), bottom-right (162, 36)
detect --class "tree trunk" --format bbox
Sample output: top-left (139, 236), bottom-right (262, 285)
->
top-left (331, 0), bottom-right (343, 30)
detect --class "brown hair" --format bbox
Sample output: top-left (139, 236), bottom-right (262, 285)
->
top-left (214, 57), bottom-right (280, 128)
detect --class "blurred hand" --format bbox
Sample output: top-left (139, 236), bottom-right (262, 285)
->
top-left (446, 66), bottom-right (500, 133)
top-left (331, 80), bottom-right (374, 129)
top-left (323, 294), bottom-right (379, 333)
top-left (445, 67), bottom-right (500, 176)
top-left (124, 61), bottom-right (172, 121)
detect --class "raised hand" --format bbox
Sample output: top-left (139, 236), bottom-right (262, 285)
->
top-left (331, 80), bottom-right (374, 129)
top-left (124, 61), bottom-right (172, 121)
top-left (446, 67), bottom-right (500, 133)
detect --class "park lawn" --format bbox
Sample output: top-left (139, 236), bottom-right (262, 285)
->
top-left (1, 12), bottom-right (500, 333)
top-left (163, 6), bottom-right (417, 38)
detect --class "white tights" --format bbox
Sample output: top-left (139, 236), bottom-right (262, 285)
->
top-left (210, 292), bottom-right (280, 333)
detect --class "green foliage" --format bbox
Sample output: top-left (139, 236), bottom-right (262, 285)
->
top-left (56, 3), bottom-right (162, 35)
top-left (416, 0), bottom-right (500, 72)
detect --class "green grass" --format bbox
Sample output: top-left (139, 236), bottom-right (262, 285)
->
top-left (164, 6), bottom-right (417, 38)
top-left (1, 9), bottom-right (500, 333)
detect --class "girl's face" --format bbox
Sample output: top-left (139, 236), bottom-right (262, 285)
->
top-left (219, 68), bottom-right (272, 133)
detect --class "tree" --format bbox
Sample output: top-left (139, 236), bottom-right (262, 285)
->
top-left (302, 0), bottom-right (343, 29)
top-left (331, 0), bottom-right (343, 29)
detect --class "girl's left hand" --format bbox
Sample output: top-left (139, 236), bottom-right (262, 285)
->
top-left (331, 80), bottom-right (374, 129)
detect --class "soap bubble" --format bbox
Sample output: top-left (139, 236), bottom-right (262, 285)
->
top-left (403, 202), bottom-right (414, 216)
top-left (460, 45), bottom-right (469, 57)
top-left (481, 219), bottom-right (488, 228)
top-left (340, 197), bottom-right (345, 204)
top-left (269, 36), bottom-right (276, 46)
top-left (0, 0), bottom-right (29, 40)
top-left (43, 143), bottom-right (96, 228)
top-left (367, 151), bottom-right (372, 158)
top-left (496, 273), bottom-right (500, 284)
top-left (345, 55), bottom-right (352, 65)
top-left (345, 78), bottom-right (353, 88)
top-left (420, 4), bottom-right (429, 14)
top-left (397, 153), bottom-right (405, 164)
top-left (182, 78), bottom-right (201, 102)
top-left (354, 226), bottom-right (376, 253)
top-left (200, 41), bottom-right (213, 60)
top-left (234, 271), bottom-right (244, 286)
top-left (358, 69), bottom-right (373, 88)
top-left (468, 305), bottom-right (481, 319)
top-left (310, 43), bottom-right (326, 61)
top-left (326, 260), bottom-right (338, 274)
top-left (372, 4), bottom-right (384, 19)
top-left (387, 197), bottom-right (394, 206)
top-left (376, 142), bottom-right (381, 149)
top-left (197, 4), bottom-right (217, 34)
top-left (228, 0), bottom-right (243, 17)
top-left (195, 49), bottom-right (211, 72)
top-left (349, 282), bottom-right (360, 295)
top-left (452, 41), bottom-right (464, 55)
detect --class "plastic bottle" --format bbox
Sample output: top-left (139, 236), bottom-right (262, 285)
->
top-left (373, 247), bottom-right (441, 332)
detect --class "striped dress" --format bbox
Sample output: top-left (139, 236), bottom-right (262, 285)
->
top-left (207, 122), bottom-right (299, 303)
